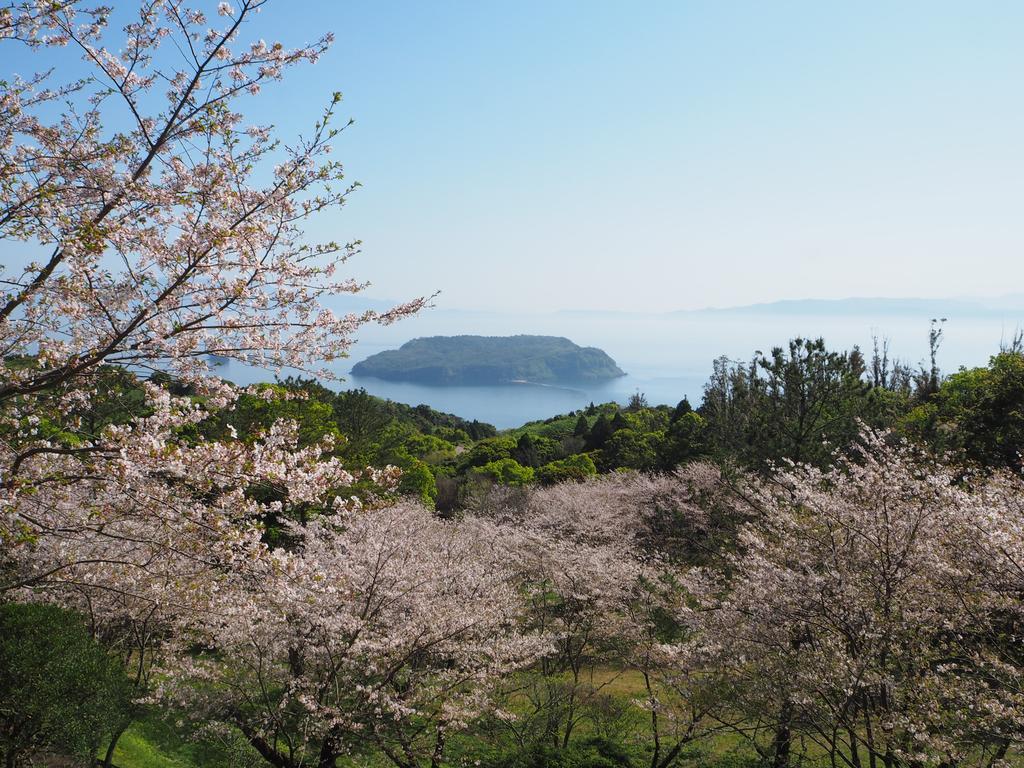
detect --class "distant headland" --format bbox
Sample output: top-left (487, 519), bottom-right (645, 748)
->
top-left (351, 335), bottom-right (625, 386)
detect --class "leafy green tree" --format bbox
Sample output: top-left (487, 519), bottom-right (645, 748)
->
top-left (913, 318), bottom-right (947, 399)
top-left (359, 421), bottom-right (412, 466)
top-left (277, 375), bottom-right (337, 403)
top-left (407, 404), bottom-right (496, 440)
top-left (434, 426), bottom-right (473, 445)
top-left (626, 390), bottom-right (649, 411)
top-left (699, 355), bottom-right (759, 463)
top-left (537, 435), bottom-right (564, 464)
top-left (471, 458), bottom-right (535, 486)
top-left (701, 338), bottom-right (895, 470)
top-left (397, 459), bottom-right (438, 506)
top-left (215, 384), bottom-right (339, 447)
top-left (401, 431), bottom-right (458, 462)
top-left (868, 334), bottom-right (914, 394)
top-left (623, 406), bottom-right (669, 434)
top-left (466, 419), bottom-right (498, 440)
top-left (600, 429), bottom-right (660, 471)
top-left (560, 434), bottom-right (587, 456)
top-left (458, 437), bottom-right (518, 471)
top-left (536, 454), bottom-right (598, 485)
top-left (670, 397), bottom-right (693, 422)
top-left (573, 414), bottom-right (590, 437)
top-left (902, 351), bottom-right (1024, 471)
top-left (586, 414), bottom-right (614, 450)
top-left (334, 388), bottom-right (391, 459)
top-left (0, 603), bottom-right (131, 768)
top-left (752, 338), bottom-right (873, 467)
top-left (433, 474), bottom-right (461, 516)
top-left (513, 433), bottom-right (539, 468)
top-left (658, 411), bottom-right (707, 469)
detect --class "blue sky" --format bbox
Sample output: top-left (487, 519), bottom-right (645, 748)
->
top-left (9, 1), bottom-right (1024, 312)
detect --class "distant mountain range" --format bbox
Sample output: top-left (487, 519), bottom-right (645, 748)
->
top-left (688, 295), bottom-right (1024, 317)
top-left (347, 294), bottom-right (1024, 320)
top-left (327, 290), bottom-right (1024, 321)
top-left (350, 335), bottom-right (625, 386)
top-left (550, 295), bottom-right (1024, 317)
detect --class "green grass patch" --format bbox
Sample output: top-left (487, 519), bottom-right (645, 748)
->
top-left (103, 710), bottom-right (260, 768)
top-left (109, 726), bottom-right (194, 768)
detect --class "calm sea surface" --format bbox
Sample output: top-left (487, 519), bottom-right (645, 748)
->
top-left (218, 307), bottom-right (1024, 429)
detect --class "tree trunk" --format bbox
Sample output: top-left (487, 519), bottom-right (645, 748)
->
top-left (862, 704), bottom-right (878, 768)
top-left (987, 739), bottom-right (1009, 768)
top-left (234, 720), bottom-right (294, 768)
top-left (848, 727), bottom-right (862, 768)
top-left (318, 734), bottom-right (337, 768)
top-left (102, 722), bottom-right (130, 768)
top-left (656, 740), bottom-right (690, 768)
top-left (430, 728), bottom-right (446, 768)
top-left (772, 701), bottom-right (794, 768)
top-left (644, 670), bottom-right (661, 768)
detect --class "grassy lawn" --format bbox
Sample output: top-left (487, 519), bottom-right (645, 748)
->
top-left (108, 726), bottom-right (194, 768)
top-left (101, 713), bottom-right (260, 768)
top-left (103, 673), bottom-right (1023, 768)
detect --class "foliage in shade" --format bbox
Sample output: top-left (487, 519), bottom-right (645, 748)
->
top-left (0, 603), bottom-right (131, 767)
top-left (902, 350), bottom-right (1024, 471)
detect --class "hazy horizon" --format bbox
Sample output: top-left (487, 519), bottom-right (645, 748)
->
top-left (344, 290), bottom-right (1024, 316)
top-left (218, 294), bottom-right (1024, 426)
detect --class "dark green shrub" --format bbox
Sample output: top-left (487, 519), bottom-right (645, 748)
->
top-left (0, 602), bottom-right (131, 767)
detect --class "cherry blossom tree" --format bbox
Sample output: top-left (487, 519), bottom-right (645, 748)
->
top-left (1, 0), bottom-right (423, 387)
top-left (477, 467), bottom-right (738, 765)
top-left (681, 432), bottom-right (1024, 768)
top-left (0, 0), bottom-right (424, 593)
top-left (950, 471), bottom-right (1024, 763)
top-left (2, 381), bottom-right (398, 763)
top-left (157, 502), bottom-right (547, 768)
top-left (6, 8), bottom-right (1024, 768)
top-left (0, 3), bottom-right (428, 761)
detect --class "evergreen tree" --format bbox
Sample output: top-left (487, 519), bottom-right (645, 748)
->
top-left (670, 397), bottom-right (693, 422)
top-left (334, 388), bottom-right (390, 458)
top-left (610, 411), bottom-right (629, 432)
top-left (586, 414), bottom-right (614, 450)
top-left (902, 350), bottom-right (1024, 471)
top-left (626, 390), bottom-right (649, 411)
top-left (512, 433), bottom-right (539, 468)
top-left (700, 338), bottom-right (891, 470)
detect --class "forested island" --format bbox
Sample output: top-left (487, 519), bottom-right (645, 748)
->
top-left (351, 334), bottom-right (625, 385)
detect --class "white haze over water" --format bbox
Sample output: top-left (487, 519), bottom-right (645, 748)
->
top-left (219, 298), bottom-right (1024, 429)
